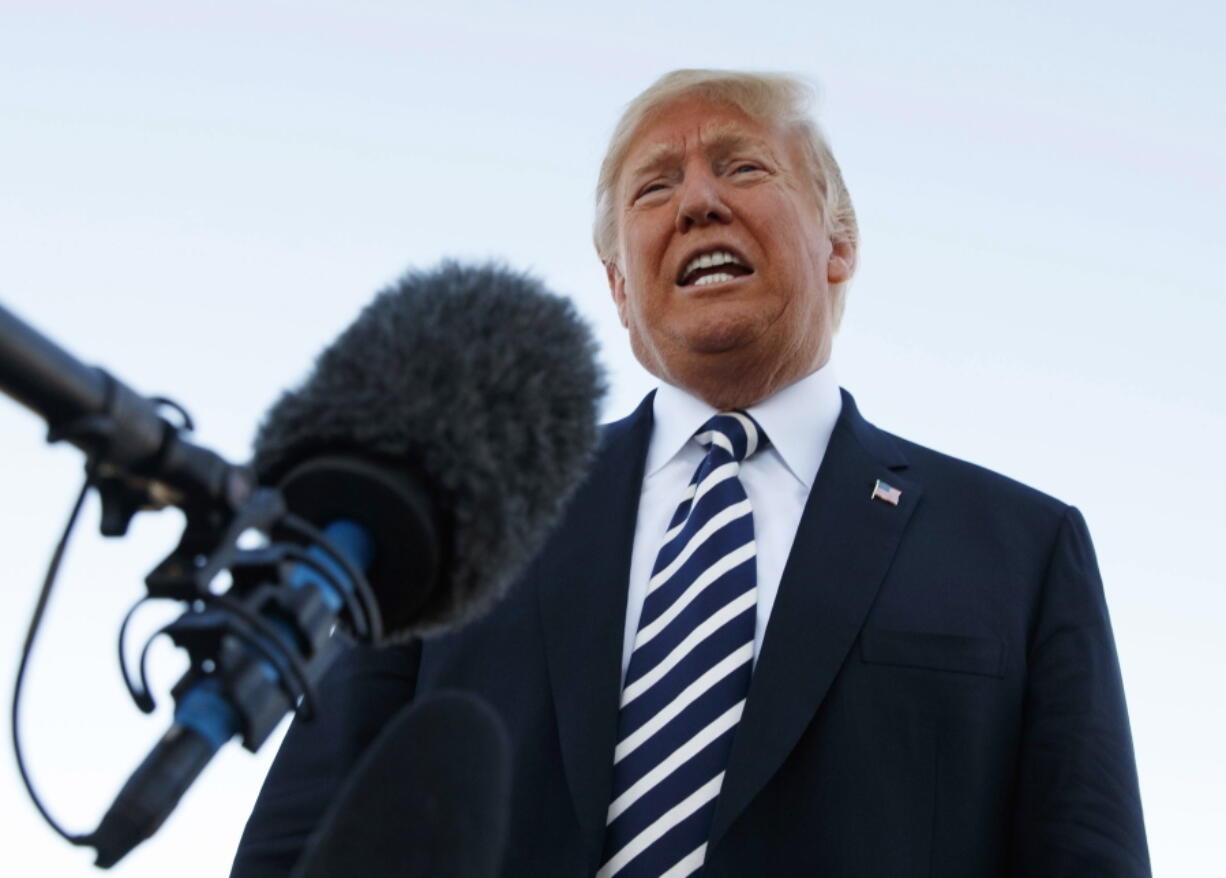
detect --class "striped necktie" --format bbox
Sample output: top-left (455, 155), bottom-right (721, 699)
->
top-left (598, 411), bottom-right (767, 878)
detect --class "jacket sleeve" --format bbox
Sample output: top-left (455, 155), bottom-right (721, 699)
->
top-left (1010, 506), bottom-right (1150, 876)
top-left (229, 639), bottom-right (422, 878)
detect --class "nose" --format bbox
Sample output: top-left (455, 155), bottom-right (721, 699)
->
top-left (675, 169), bottom-right (731, 233)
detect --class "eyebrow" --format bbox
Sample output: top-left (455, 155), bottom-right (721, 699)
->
top-left (627, 142), bottom-right (684, 180)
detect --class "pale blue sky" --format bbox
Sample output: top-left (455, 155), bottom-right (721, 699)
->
top-left (2, 1), bottom-right (1222, 874)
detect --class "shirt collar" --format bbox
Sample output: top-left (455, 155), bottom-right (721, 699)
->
top-left (645, 359), bottom-right (843, 489)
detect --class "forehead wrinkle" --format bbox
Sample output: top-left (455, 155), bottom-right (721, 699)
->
top-left (699, 122), bottom-right (777, 162)
top-left (619, 115), bottom-right (781, 198)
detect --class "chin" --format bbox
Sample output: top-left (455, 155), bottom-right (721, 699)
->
top-left (675, 310), bottom-right (768, 355)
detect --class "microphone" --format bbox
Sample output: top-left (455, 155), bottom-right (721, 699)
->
top-left (253, 259), bottom-right (606, 638)
top-left (292, 692), bottom-right (512, 878)
top-left (87, 261), bottom-right (605, 866)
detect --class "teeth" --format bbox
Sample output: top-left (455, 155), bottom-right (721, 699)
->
top-left (694, 272), bottom-right (735, 286)
top-left (683, 249), bottom-right (743, 281)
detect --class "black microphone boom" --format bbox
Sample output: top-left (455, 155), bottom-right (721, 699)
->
top-left (0, 302), bottom-right (249, 526)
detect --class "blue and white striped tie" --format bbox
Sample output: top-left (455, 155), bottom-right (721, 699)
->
top-left (598, 411), bottom-right (766, 878)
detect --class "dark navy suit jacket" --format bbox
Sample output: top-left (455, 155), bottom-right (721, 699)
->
top-left (232, 391), bottom-right (1149, 877)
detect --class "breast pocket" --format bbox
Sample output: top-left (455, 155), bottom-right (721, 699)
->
top-left (859, 628), bottom-right (1005, 678)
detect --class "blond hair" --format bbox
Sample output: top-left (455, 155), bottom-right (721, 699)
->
top-left (593, 69), bottom-right (858, 325)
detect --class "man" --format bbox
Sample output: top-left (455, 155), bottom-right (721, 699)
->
top-left (233, 70), bottom-right (1149, 877)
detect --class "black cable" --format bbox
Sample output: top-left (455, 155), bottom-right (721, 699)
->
top-left (118, 596), bottom-right (157, 713)
top-left (10, 464), bottom-right (98, 846)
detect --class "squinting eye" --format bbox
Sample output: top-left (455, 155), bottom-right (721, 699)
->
top-left (732, 163), bottom-right (762, 174)
top-left (635, 183), bottom-right (668, 201)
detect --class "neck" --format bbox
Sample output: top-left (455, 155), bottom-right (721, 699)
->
top-left (657, 347), bottom-right (830, 411)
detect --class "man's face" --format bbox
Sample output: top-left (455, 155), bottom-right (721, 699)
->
top-left (607, 98), bottom-right (852, 408)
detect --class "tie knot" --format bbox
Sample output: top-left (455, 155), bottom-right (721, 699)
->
top-left (694, 411), bottom-right (769, 463)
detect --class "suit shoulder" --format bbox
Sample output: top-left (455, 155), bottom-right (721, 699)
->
top-left (869, 427), bottom-right (1083, 579)
top-left (885, 429), bottom-right (1071, 522)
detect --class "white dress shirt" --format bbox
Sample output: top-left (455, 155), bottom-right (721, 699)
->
top-left (619, 362), bottom-right (844, 682)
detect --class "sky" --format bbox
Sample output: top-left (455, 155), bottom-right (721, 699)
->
top-left (1, 0), bottom-right (1223, 874)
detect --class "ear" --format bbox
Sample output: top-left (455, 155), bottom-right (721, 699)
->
top-left (826, 237), bottom-right (856, 285)
top-left (605, 261), bottom-right (630, 328)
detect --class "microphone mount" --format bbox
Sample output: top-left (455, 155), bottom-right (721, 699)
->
top-left (91, 486), bottom-right (385, 868)
top-left (1, 301), bottom-right (389, 868)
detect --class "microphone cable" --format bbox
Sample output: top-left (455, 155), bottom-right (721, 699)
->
top-left (10, 458), bottom-right (100, 848)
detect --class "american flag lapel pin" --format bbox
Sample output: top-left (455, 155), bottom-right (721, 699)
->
top-left (871, 479), bottom-right (901, 506)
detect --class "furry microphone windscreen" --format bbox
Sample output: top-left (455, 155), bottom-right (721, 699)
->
top-left (251, 261), bottom-right (605, 639)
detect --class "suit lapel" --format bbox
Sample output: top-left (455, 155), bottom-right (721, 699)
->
top-left (537, 394), bottom-right (654, 871)
top-left (710, 390), bottom-right (922, 846)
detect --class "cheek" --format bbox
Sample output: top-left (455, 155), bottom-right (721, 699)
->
top-left (779, 219), bottom-right (832, 282)
top-left (623, 230), bottom-right (671, 299)
top-left (758, 204), bottom-right (798, 242)
top-left (619, 232), bottom-right (648, 284)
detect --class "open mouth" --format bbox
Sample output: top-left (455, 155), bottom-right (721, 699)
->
top-left (677, 249), bottom-right (755, 287)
